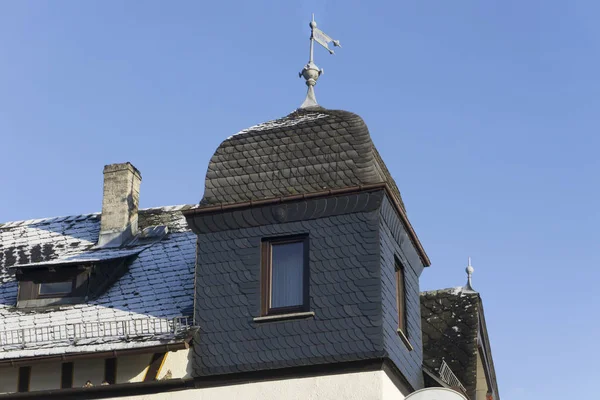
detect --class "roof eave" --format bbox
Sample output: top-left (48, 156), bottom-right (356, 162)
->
top-left (184, 183), bottom-right (430, 267)
top-left (0, 339), bottom-right (191, 368)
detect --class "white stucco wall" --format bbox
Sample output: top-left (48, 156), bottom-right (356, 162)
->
top-left (0, 350), bottom-right (190, 394)
top-left (0, 366), bottom-right (18, 394)
top-left (117, 354), bottom-right (153, 383)
top-left (381, 369), bottom-right (407, 400)
top-left (107, 370), bottom-right (408, 400)
top-left (157, 349), bottom-right (192, 380)
top-left (29, 362), bottom-right (61, 392)
top-left (475, 350), bottom-right (489, 400)
top-left (73, 359), bottom-right (105, 387)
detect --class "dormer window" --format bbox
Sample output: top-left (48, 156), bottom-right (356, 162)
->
top-left (15, 269), bottom-right (83, 307)
top-left (38, 280), bottom-right (75, 296)
top-left (261, 236), bottom-right (309, 315)
top-left (12, 254), bottom-right (138, 308)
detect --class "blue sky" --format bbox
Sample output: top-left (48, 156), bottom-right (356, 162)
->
top-left (1, 1), bottom-right (598, 398)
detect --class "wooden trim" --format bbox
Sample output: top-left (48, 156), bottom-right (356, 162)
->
top-left (155, 352), bottom-right (169, 380)
top-left (395, 259), bottom-right (407, 335)
top-left (396, 329), bottom-right (413, 351)
top-left (260, 239), bottom-right (269, 316)
top-left (17, 366), bottom-right (31, 393)
top-left (104, 358), bottom-right (117, 385)
top-left (0, 341), bottom-right (189, 368)
top-left (144, 353), bottom-right (167, 382)
top-left (253, 311), bottom-right (315, 322)
top-left (260, 236), bottom-right (309, 316)
top-left (183, 183), bottom-right (430, 267)
top-left (61, 362), bottom-right (74, 389)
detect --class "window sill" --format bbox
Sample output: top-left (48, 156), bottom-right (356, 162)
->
top-left (253, 311), bottom-right (315, 323)
top-left (397, 329), bottom-right (413, 351)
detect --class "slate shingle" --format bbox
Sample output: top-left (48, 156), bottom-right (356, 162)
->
top-left (379, 197), bottom-right (426, 389)
top-left (200, 108), bottom-right (406, 211)
top-left (0, 206), bottom-right (196, 360)
top-left (193, 201), bottom-right (385, 377)
top-left (420, 289), bottom-right (480, 399)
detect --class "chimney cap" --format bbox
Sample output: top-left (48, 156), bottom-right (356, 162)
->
top-left (103, 162), bottom-right (142, 179)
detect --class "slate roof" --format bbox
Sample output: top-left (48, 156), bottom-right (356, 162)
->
top-left (200, 107), bottom-right (406, 211)
top-left (0, 205), bottom-right (196, 361)
top-left (420, 288), bottom-right (500, 400)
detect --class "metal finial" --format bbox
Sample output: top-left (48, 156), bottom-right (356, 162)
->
top-left (464, 257), bottom-right (476, 292)
top-left (299, 14), bottom-right (341, 108)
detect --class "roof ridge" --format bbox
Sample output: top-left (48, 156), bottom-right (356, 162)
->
top-left (420, 287), bottom-right (480, 296)
top-left (226, 109), bottom-right (330, 140)
top-left (0, 213), bottom-right (101, 229)
top-left (139, 204), bottom-right (197, 212)
top-left (0, 204), bottom-right (197, 228)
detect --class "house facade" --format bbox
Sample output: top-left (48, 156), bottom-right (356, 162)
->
top-left (0, 164), bottom-right (196, 395)
top-left (0, 108), bottom-right (499, 399)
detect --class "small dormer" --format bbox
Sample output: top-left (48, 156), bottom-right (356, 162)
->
top-left (12, 254), bottom-right (137, 308)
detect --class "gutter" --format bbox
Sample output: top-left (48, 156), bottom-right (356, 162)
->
top-left (183, 183), bottom-right (431, 267)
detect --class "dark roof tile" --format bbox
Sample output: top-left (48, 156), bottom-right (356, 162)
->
top-left (420, 289), bottom-right (480, 398)
top-left (200, 108), bottom-right (406, 211)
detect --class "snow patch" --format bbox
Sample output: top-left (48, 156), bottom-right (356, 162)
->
top-left (450, 286), bottom-right (463, 295)
top-left (227, 113), bottom-right (329, 139)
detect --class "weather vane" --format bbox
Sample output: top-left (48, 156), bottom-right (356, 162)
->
top-left (299, 14), bottom-right (341, 108)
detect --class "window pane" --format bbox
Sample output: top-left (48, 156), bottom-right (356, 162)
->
top-left (396, 263), bottom-right (407, 334)
top-left (39, 281), bottom-right (72, 295)
top-left (271, 241), bottom-right (304, 309)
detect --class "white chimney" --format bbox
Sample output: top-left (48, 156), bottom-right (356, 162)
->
top-left (97, 162), bottom-right (142, 247)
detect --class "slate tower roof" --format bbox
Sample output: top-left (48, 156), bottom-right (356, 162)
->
top-left (200, 107), bottom-right (406, 212)
top-left (420, 288), bottom-right (500, 400)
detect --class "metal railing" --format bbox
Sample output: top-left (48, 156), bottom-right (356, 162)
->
top-left (0, 316), bottom-right (192, 349)
top-left (439, 360), bottom-right (467, 392)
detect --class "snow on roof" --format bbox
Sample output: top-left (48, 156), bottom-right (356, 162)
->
top-left (420, 288), bottom-right (481, 398)
top-left (8, 247), bottom-right (145, 269)
top-left (226, 111), bottom-right (329, 139)
top-left (0, 205), bottom-right (197, 360)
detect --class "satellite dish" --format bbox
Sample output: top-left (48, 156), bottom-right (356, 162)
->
top-left (405, 388), bottom-right (468, 400)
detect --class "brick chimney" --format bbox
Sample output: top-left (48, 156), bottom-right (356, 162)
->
top-left (97, 162), bottom-right (142, 247)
